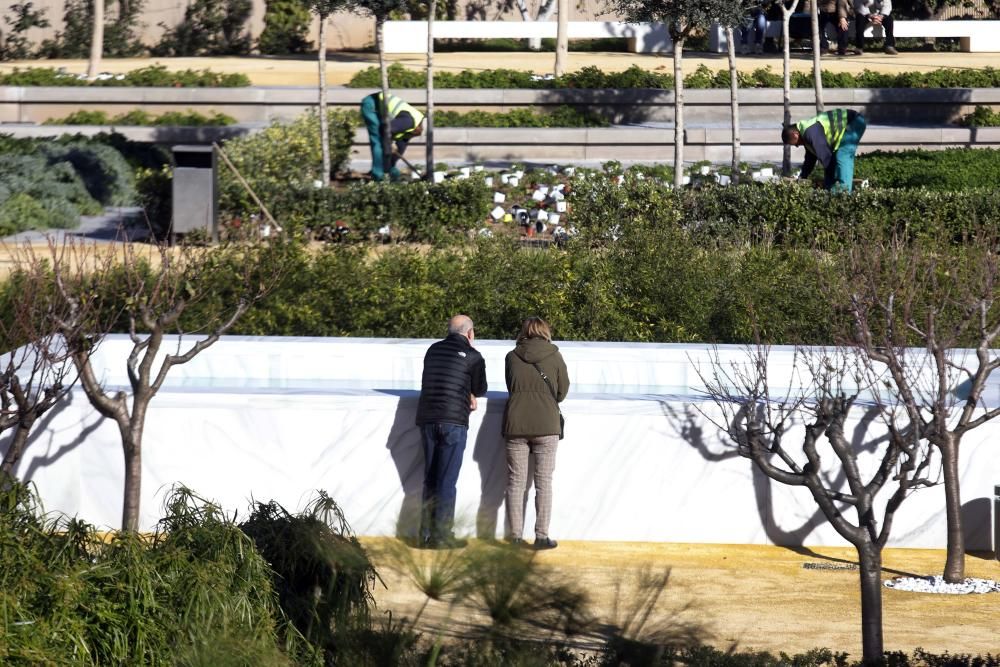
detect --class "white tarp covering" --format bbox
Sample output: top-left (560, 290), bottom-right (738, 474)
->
top-left (3, 336), bottom-right (997, 549)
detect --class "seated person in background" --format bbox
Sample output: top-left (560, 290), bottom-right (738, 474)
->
top-left (816, 0), bottom-right (852, 56)
top-left (854, 0), bottom-right (897, 55)
top-left (740, 0), bottom-right (769, 54)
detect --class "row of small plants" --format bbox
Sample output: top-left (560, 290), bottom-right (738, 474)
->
top-left (44, 109), bottom-right (239, 127)
top-left (348, 62), bottom-right (1000, 90)
top-left (4, 482), bottom-right (994, 666)
top-left (0, 65), bottom-right (251, 87)
top-left (42, 105), bottom-right (606, 129)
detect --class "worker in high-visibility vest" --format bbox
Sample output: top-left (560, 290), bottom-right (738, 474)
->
top-left (360, 92), bottom-right (425, 182)
top-left (782, 109), bottom-right (867, 192)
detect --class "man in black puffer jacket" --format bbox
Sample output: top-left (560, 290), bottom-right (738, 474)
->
top-left (415, 314), bottom-right (487, 548)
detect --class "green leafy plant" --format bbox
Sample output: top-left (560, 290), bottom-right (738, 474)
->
top-left (37, 0), bottom-right (145, 58)
top-left (0, 1), bottom-right (49, 60)
top-left (958, 105), bottom-right (1000, 127)
top-left (257, 0), bottom-right (312, 54)
top-left (152, 0), bottom-right (252, 56)
top-left (0, 64), bottom-right (250, 86)
top-left (45, 108), bottom-right (237, 126)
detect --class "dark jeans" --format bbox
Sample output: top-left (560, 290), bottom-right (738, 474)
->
top-left (420, 422), bottom-right (468, 542)
top-left (818, 11), bottom-right (849, 53)
top-left (740, 9), bottom-right (767, 46)
top-left (855, 13), bottom-right (895, 48)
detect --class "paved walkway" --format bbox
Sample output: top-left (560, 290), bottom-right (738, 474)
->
top-left (3, 49), bottom-right (1000, 86)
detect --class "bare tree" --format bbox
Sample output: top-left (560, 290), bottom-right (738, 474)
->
top-left (87, 0), bottom-right (104, 80)
top-left (608, 0), bottom-right (744, 188)
top-left (700, 344), bottom-right (936, 663)
top-left (725, 26), bottom-right (741, 180)
top-left (0, 254), bottom-right (77, 484)
top-left (426, 0), bottom-right (437, 178)
top-left (309, 0), bottom-right (351, 186)
top-left (21, 236), bottom-right (283, 532)
top-left (554, 0), bottom-right (569, 77)
top-left (808, 0), bottom-right (824, 112)
top-left (840, 236), bottom-right (1000, 583)
top-left (779, 0), bottom-right (801, 175)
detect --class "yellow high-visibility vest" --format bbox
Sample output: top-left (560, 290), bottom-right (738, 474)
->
top-left (379, 93), bottom-right (425, 140)
top-left (797, 109), bottom-right (850, 152)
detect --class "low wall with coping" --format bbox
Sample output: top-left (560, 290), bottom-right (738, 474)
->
top-left (4, 336), bottom-right (997, 549)
top-left (3, 86), bottom-right (999, 126)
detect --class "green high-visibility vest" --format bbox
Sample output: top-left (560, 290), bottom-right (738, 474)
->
top-left (797, 109), bottom-right (850, 152)
top-left (378, 93), bottom-right (425, 141)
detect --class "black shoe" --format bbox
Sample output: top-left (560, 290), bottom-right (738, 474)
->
top-left (533, 537), bottom-right (558, 550)
top-left (884, 46), bottom-right (898, 55)
top-left (505, 537), bottom-right (527, 547)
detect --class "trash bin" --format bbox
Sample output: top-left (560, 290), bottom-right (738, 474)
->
top-left (995, 485), bottom-right (1000, 561)
top-left (171, 145), bottom-right (217, 242)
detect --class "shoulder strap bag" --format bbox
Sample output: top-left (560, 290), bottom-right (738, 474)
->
top-left (531, 362), bottom-right (565, 440)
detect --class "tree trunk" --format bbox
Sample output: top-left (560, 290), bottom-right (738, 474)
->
top-left (781, 2), bottom-right (796, 176)
top-left (87, 0), bottom-right (104, 80)
top-left (672, 35), bottom-right (685, 189)
top-left (517, 0), bottom-right (556, 51)
top-left (809, 0), bottom-right (825, 112)
top-left (940, 438), bottom-right (966, 583)
top-left (554, 0), bottom-right (568, 77)
top-left (121, 432), bottom-right (142, 532)
top-left (376, 17), bottom-right (392, 179)
top-left (856, 542), bottom-right (885, 664)
top-left (425, 0), bottom-right (436, 179)
top-left (0, 421), bottom-right (33, 478)
top-left (725, 26), bottom-right (740, 182)
top-left (318, 13), bottom-right (331, 187)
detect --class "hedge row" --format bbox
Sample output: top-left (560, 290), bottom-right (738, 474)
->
top-left (44, 109), bottom-right (238, 127)
top-left (151, 231), bottom-right (980, 347)
top-left (0, 65), bottom-right (251, 87)
top-left (0, 134), bottom-right (136, 235)
top-left (348, 62), bottom-right (1000, 90)
top-left (237, 159), bottom-right (1000, 248)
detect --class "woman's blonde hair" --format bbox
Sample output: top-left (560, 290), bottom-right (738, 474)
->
top-left (518, 316), bottom-right (552, 342)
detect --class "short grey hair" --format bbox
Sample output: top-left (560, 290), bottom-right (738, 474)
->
top-left (448, 315), bottom-right (474, 335)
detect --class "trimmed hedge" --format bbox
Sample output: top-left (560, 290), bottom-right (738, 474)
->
top-left (44, 109), bottom-right (237, 126)
top-left (0, 64), bottom-right (250, 87)
top-left (0, 134), bottom-right (139, 234)
top-left (348, 62), bottom-right (1000, 90)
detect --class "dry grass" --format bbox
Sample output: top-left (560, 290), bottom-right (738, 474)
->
top-left (362, 538), bottom-right (1000, 657)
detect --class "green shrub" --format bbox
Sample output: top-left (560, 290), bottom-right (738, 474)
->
top-left (0, 483), bottom-right (293, 666)
top-left (0, 64), bottom-right (250, 87)
top-left (854, 148), bottom-right (1000, 190)
top-left (958, 105), bottom-right (1000, 127)
top-left (257, 0), bottom-right (312, 54)
top-left (37, 0), bottom-right (146, 58)
top-left (217, 109), bottom-right (355, 217)
top-left (434, 105), bottom-right (608, 128)
top-left (136, 164), bottom-right (173, 238)
top-left (45, 108), bottom-right (237, 126)
top-left (152, 0), bottom-right (253, 57)
top-left (347, 64), bottom-right (1000, 90)
top-left (38, 140), bottom-right (136, 205)
top-left (0, 1), bottom-right (50, 60)
top-left (0, 153), bottom-right (102, 218)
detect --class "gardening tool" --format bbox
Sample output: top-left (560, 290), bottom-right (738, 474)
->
top-left (391, 149), bottom-right (423, 179)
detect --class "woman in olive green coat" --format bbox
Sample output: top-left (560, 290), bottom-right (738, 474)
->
top-left (503, 317), bottom-right (569, 550)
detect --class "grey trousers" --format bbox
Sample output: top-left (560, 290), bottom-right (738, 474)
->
top-left (504, 435), bottom-right (559, 540)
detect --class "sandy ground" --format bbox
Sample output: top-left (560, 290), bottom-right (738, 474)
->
top-left (3, 50), bottom-right (1000, 86)
top-left (362, 539), bottom-right (1000, 658)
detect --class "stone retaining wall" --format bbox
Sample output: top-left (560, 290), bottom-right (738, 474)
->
top-left (3, 86), bottom-right (999, 125)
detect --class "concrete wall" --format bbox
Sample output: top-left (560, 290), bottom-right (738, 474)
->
top-left (19, 0), bottom-right (617, 52)
top-left (4, 86), bottom-right (998, 126)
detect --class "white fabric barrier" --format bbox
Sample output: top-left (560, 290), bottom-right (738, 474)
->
top-left (4, 336), bottom-right (997, 549)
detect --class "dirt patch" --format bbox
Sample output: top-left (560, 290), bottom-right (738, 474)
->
top-left (362, 538), bottom-right (1000, 657)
